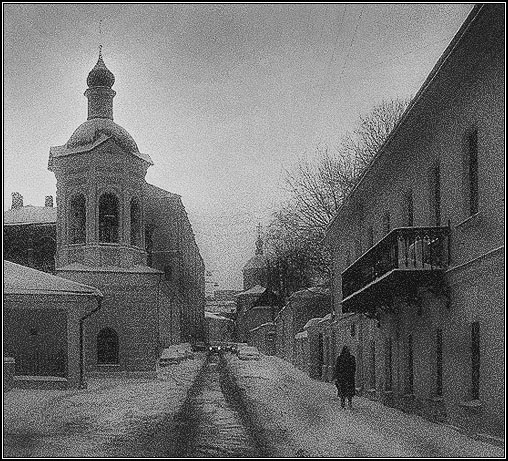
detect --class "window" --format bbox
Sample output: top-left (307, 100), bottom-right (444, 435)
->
top-left (405, 191), bottom-right (414, 227)
top-left (130, 198), bottom-right (141, 246)
top-left (97, 328), bottom-right (119, 364)
top-left (367, 226), bottom-right (374, 248)
top-left (471, 321), bottom-right (480, 400)
top-left (145, 225), bottom-right (154, 267)
top-left (436, 329), bottom-right (443, 396)
top-left (383, 212), bottom-right (391, 235)
top-left (69, 194), bottom-right (86, 244)
top-left (407, 335), bottom-right (414, 394)
top-left (370, 340), bottom-right (376, 389)
top-left (430, 164), bottom-right (441, 226)
top-left (467, 129), bottom-right (479, 216)
top-left (99, 193), bottom-right (119, 243)
top-left (350, 323), bottom-right (356, 337)
top-left (385, 338), bottom-right (393, 391)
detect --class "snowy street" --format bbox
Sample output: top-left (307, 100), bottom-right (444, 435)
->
top-left (3, 356), bottom-right (205, 458)
top-left (228, 354), bottom-right (505, 458)
top-left (4, 351), bottom-right (504, 458)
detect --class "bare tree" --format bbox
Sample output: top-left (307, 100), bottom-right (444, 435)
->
top-left (267, 97), bottom-right (410, 298)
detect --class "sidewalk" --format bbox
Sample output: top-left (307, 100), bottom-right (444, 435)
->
top-left (3, 354), bottom-right (206, 458)
top-left (228, 354), bottom-right (505, 458)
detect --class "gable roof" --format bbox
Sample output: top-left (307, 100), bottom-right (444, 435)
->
top-left (4, 261), bottom-right (102, 297)
top-left (4, 206), bottom-right (57, 226)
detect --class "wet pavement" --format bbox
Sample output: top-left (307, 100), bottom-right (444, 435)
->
top-left (166, 352), bottom-right (270, 458)
top-left (118, 353), bottom-right (272, 458)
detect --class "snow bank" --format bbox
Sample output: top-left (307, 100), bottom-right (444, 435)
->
top-left (229, 355), bottom-right (504, 458)
top-left (160, 342), bottom-right (194, 365)
top-left (3, 355), bottom-right (205, 457)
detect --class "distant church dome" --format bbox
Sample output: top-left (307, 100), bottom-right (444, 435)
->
top-left (66, 118), bottom-right (140, 155)
top-left (87, 53), bottom-right (115, 88)
top-left (242, 227), bottom-right (267, 271)
top-left (243, 254), bottom-right (267, 271)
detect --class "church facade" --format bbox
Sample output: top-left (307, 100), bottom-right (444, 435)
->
top-left (46, 51), bottom-right (204, 376)
top-left (235, 230), bottom-right (279, 344)
top-left (3, 50), bottom-right (204, 379)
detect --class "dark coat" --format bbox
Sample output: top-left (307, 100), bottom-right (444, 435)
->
top-left (333, 352), bottom-right (356, 397)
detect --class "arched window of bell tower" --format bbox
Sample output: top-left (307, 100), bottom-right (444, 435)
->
top-left (69, 194), bottom-right (86, 244)
top-left (99, 193), bottom-right (120, 243)
top-left (130, 197), bottom-right (141, 247)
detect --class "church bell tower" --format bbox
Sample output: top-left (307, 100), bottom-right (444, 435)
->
top-left (48, 49), bottom-right (154, 270)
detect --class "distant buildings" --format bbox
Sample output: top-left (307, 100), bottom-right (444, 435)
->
top-left (235, 231), bottom-right (279, 347)
top-left (4, 50), bottom-right (205, 385)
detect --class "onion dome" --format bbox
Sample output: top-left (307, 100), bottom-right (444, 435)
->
top-left (87, 52), bottom-right (115, 88)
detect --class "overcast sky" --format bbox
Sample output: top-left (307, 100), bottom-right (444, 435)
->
top-left (3, 3), bottom-right (473, 289)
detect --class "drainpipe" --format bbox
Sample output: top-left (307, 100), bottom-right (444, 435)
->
top-left (79, 296), bottom-right (103, 389)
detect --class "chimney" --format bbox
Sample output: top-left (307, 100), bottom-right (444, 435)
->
top-left (45, 195), bottom-right (54, 207)
top-left (11, 192), bottom-right (23, 209)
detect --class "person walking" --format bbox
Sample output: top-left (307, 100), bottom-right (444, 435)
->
top-left (333, 345), bottom-right (356, 409)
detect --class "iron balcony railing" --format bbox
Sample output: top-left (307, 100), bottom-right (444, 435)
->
top-left (342, 226), bottom-right (450, 300)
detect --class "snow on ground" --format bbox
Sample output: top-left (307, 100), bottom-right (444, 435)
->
top-left (3, 355), bottom-right (205, 458)
top-left (228, 354), bottom-right (505, 458)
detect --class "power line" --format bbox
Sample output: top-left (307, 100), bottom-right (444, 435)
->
top-left (335, 5), bottom-right (365, 92)
top-left (314, 5), bottom-right (348, 118)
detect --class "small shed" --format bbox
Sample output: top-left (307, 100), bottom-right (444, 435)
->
top-left (3, 261), bottom-right (103, 389)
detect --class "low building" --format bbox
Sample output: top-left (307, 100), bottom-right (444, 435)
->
top-left (249, 322), bottom-right (275, 355)
top-left (3, 261), bottom-right (103, 389)
top-left (274, 287), bottom-right (331, 366)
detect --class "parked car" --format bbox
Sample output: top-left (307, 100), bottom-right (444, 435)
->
top-left (231, 342), bottom-right (248, 354)
top-left (237, 346), bottom-right (260, 360)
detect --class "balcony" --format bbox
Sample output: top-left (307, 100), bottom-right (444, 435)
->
top-left (341, 226), bottom-right (450, 315)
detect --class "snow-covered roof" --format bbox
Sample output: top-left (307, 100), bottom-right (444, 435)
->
top-left (57, 262), bottom-right (162, 274)
top-left (249, 322), bottom-right (274, 333)
top-left (243, 254), bottom-right (268, 270)
top-left (237, 284), bottom-right (266, 297)
top-left (49, 119), bottom-right (153, 168)
top-left (4, 261), bottom-right (102, 297)
top-left (295, 330), bottom-right (308, 339)
top-left (205, 311), bottom-right (232, 321)
top-left (4, 206), bottom-right (57, 226)
top-left (318, 313), bottom-right (332, 324)
top-left (290, 287), bottom-right (330, 299)
top-left (303, 318), bottom-right (323, 330)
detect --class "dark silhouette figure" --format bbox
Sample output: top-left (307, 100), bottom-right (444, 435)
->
top-left (333, 345), bottom-right (356, 409)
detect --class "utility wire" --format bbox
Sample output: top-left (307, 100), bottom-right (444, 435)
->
top-left (335, 5), bottom-right (365, 92)
top-left (314, 5), bottom-right (348, 117)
